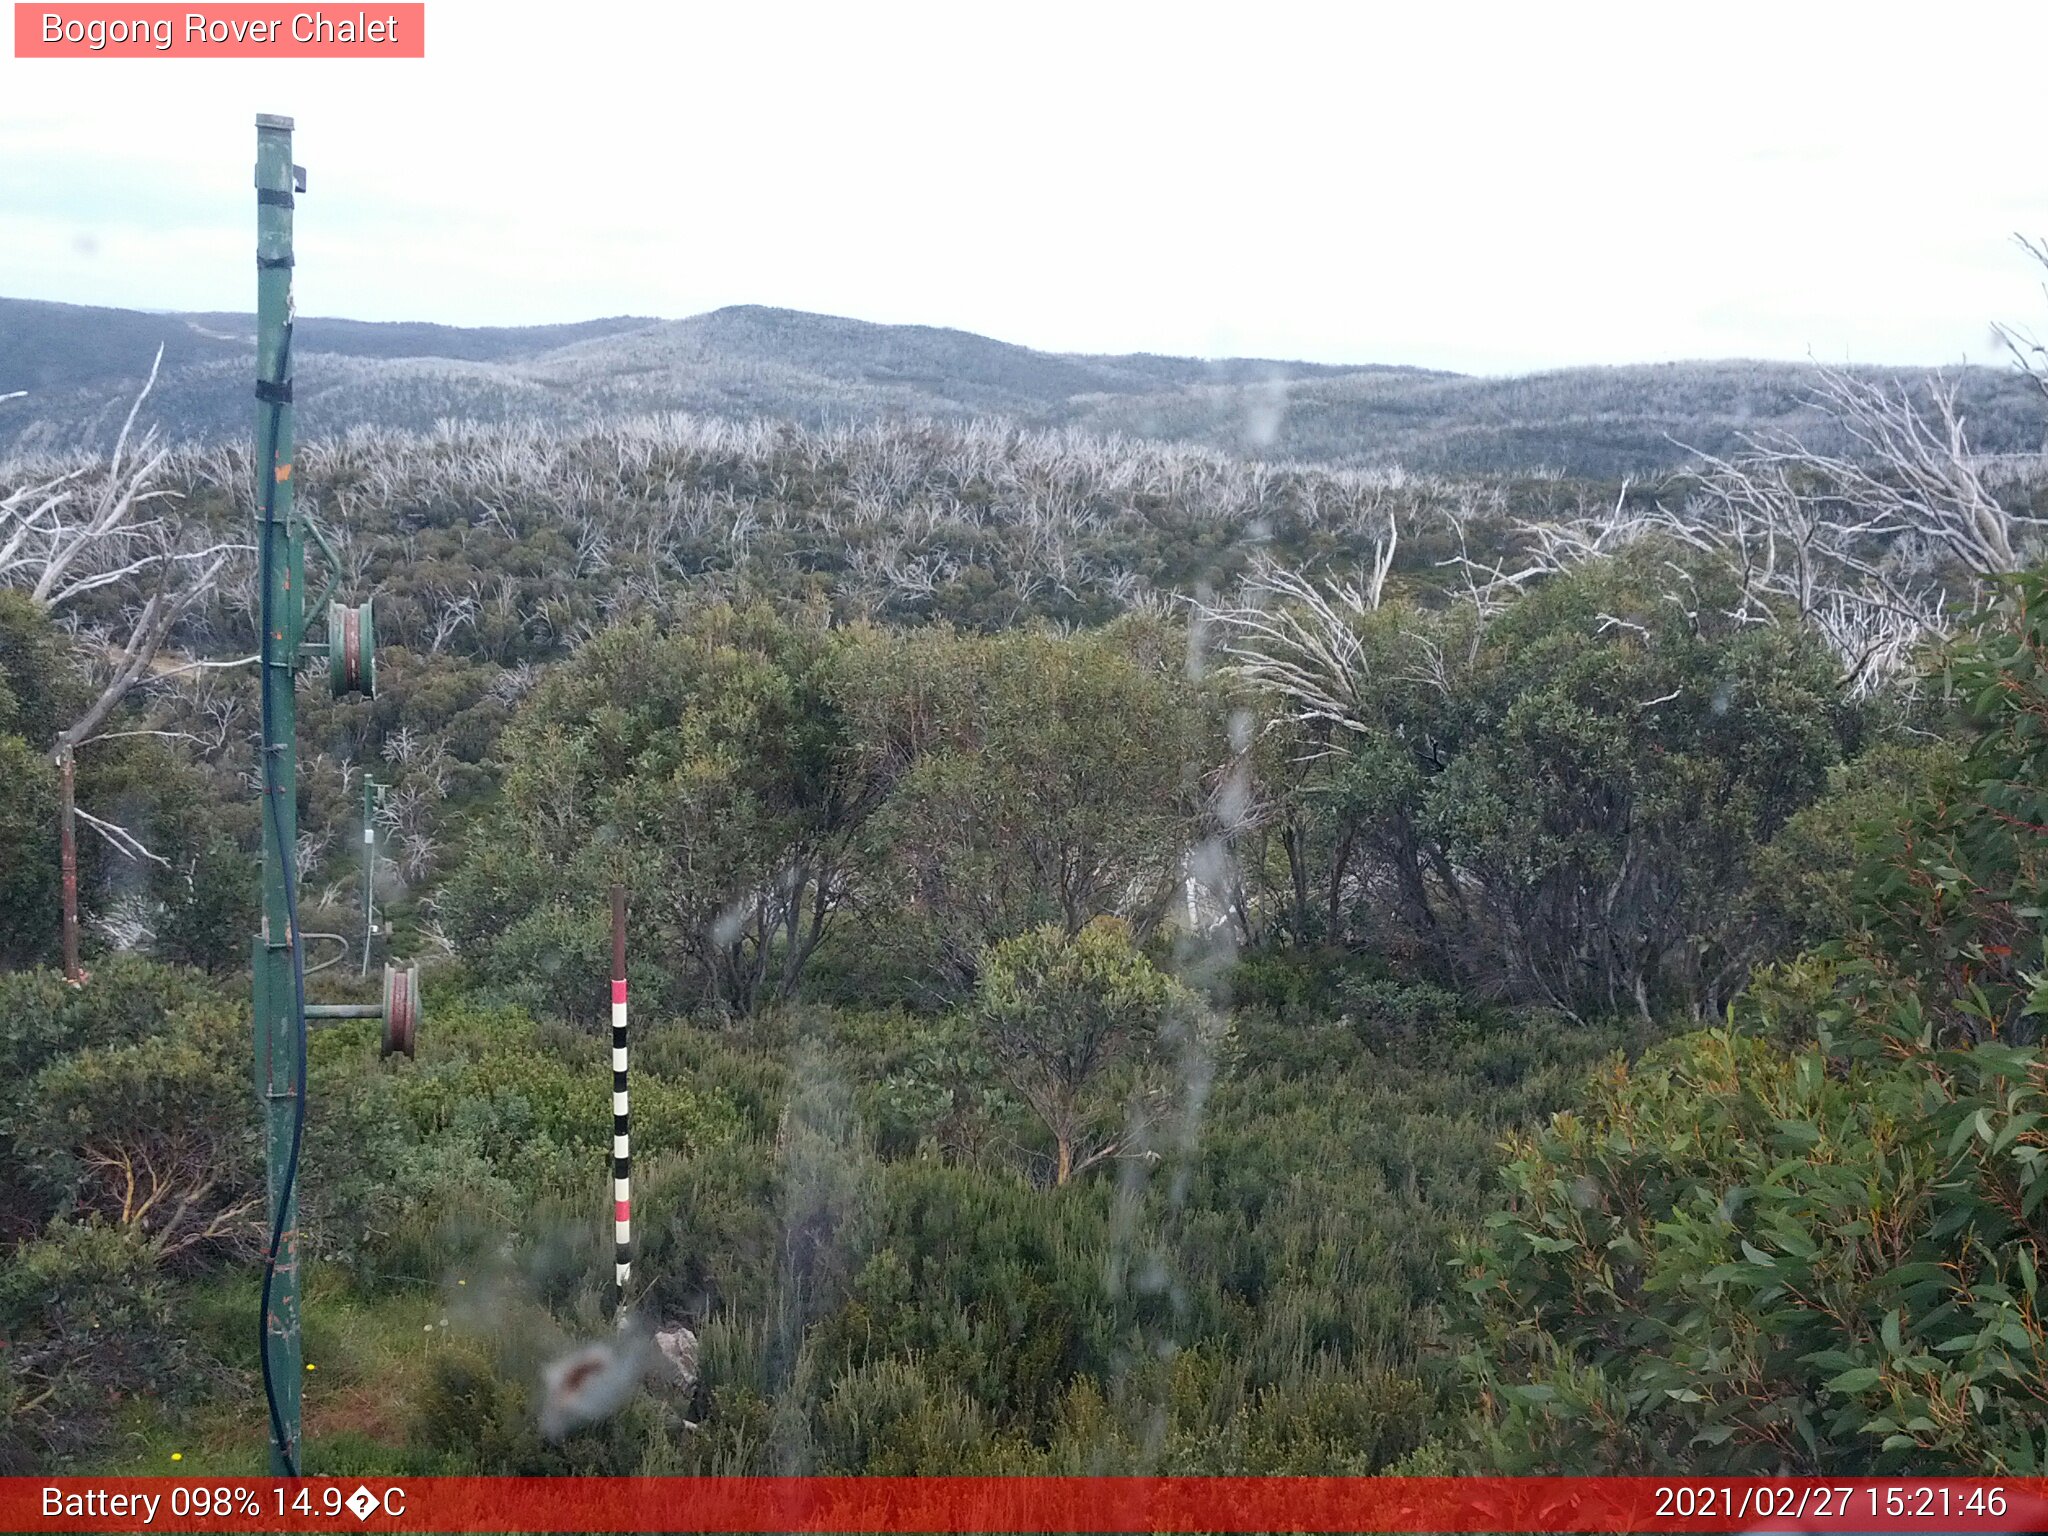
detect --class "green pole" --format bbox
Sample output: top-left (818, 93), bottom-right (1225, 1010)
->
top-left (361, 773), bottom-right (375, 977)
top-left (251, 110), bottom-right (306, 1478)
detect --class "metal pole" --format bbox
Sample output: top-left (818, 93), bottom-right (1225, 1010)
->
top-left (251, 111), bottom-right (305, 1478)
top-left (360, 774), bottom-right (375, 977)
top-left (610, 884), bottom-right (631, 1313)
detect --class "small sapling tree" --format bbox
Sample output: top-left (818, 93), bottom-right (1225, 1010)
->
top-left (973, 917), bottom-right (1192, 1186)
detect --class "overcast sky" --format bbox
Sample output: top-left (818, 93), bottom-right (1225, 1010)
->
top-left (3, 1), bottom-right (2046, 375)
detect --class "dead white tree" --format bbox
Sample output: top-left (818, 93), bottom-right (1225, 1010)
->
top-left (1437, 495), bottom-right (1551, 623)
top-left (0, 352), bottom-right (244, 979)
top-left (1778, 366), bottom-right (2043, 577)
top-left (1994, 234), bottom-right (2048, 440)
top-left (425, 577), bottom-right (482, 653)
top-left (1505, 364), bottom-right (2047, 695)
top-left (1195, 514), bottom-right (1399, 744)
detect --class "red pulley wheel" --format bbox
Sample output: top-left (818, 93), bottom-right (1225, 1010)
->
top-left (329, 600), bottom-right (376, 698)
top-left (381, 962), bottom-right (419, 1058)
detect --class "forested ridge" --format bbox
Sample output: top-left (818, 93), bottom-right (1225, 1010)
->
top-left (7, 294), bottom-right (2044, 477)
top-left (4, 342), bottom-right (2048, 1477)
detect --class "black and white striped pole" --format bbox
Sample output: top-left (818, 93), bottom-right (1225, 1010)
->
top-left (610, 883), bottom-right (631, 1314)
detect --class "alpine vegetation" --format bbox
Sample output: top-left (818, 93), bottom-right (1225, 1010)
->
top-left (4, 310), bottom-right (2048, 1480)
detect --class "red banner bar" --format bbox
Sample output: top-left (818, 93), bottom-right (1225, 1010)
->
top-left (7, 1477), bottom-right (2048, 1533)
top-left (13, 4), bottom-right (424, 57)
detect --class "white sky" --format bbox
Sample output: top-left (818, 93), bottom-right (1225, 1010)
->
top-left (2, 0), bottom-right (2046, 375)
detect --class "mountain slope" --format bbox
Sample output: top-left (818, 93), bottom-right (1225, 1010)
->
top-left (2, 295), bottom-right (2038, 476)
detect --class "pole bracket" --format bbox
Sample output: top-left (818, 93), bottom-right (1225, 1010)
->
top-left (302, 516), bottom-right (347, 623)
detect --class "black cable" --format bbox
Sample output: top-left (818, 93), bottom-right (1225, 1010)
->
top-left (255, 320), bottom-right (305, 1479)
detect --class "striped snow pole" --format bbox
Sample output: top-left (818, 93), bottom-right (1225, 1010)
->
top-left (610, 883), bottom-right (631, 1303)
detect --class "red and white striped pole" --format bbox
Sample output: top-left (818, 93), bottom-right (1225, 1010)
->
top-left (609, 883), bottom-right (631, 1309)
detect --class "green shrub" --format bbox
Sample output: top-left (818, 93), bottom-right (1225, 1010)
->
top-left (407, 1309), bottom-right (678, 1474)
top-left (15, 1000), bottom-right (258, 1262)
top-left (811, 1356), bottom-right (998, 1473)
top-left (151, 835), bottom-right (260, 976)
top-left (1457, 1024), bottom-right (2048, 1473)
top-left (0, 736), bottom-right (59, 969)
top-left (0, 1222), bottom-right (192, 1467)
top-left (0, 957), bottom-right (223, 1094)
top-left (1458, 569), bottom-right (2048, 1475)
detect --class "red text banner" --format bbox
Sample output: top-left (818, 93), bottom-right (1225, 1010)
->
top-left (14, 4), bottom-right (424, 57)
top-left (6, 1477), bottom-right (2048, 1533)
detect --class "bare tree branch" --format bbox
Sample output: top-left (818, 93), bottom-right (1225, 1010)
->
top-left (73, 807), bottom-right (171, 870)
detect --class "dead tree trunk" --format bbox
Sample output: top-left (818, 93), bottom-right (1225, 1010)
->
top-left (1, 353), bottom-right (243, 977)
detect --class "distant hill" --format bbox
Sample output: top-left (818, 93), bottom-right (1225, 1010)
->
top-left (2, 296), bottom-right (2039, 476)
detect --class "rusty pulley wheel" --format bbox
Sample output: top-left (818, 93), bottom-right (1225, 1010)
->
top-left (380, 961), bottom-right (419, 1058)
top-left (328, 599), bottom-right (376, 698)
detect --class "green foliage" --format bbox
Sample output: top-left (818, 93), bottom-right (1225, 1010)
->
top-left (0, 963), bottom-right (251, 1467)
top-left (1443, 551), bottom-right (1854, 1014)
top-left (819, 1162), bottom-right (1113, 1432)
top-left (830, 1006), bottom-right (1012, 1162)
top-left (441, 604), bottom-right (860, 1020)
top-left (0, 1221), bottom-right (194, 1469)
top-left (1459, 572), bottom-right (2048, 1474)
top-left (0, 589), bottom-right (88, 749)
top-left (1849, 570), bottom-right (2048, 1042)
top-left (442, 898), bottom-right (612, 1032)
top-left (14, 418), bottom-right (2025, 1482)
top-left (150, 835), bottom-right (259, 975)
top-left (406, 1314), bottom-right (679, 1474)
top-left (15, 1000), bottom-right (259, 1261)
top-left (0, 954), bottom-right (229, 1238)
top-left (0, 593), bottom-right (81, 967)
top-left (808, 1356), bottom-right (1001, 1473)
top-left (840, 622), bottom-right (1207, 990)
top-left (975, 918), bottom-right (1201, 1185)
top-left (0, 735), bottom-right (59, 967)
top-left (1458, 1025), bottom-right (2048, 1473)
top-left (445, 609), bottom-right (1212, 1022)
top-left (0, 942), bottom-right (1627, 1478)
top-left (1752, 739), bottom-right (1962, 954)
top-left (0, 956), bottom-right (225, 1094)
top-left (303, 1002), bottom-right (744, 1282)
top-left (1244, 545), bottom-right (1865, 1018)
